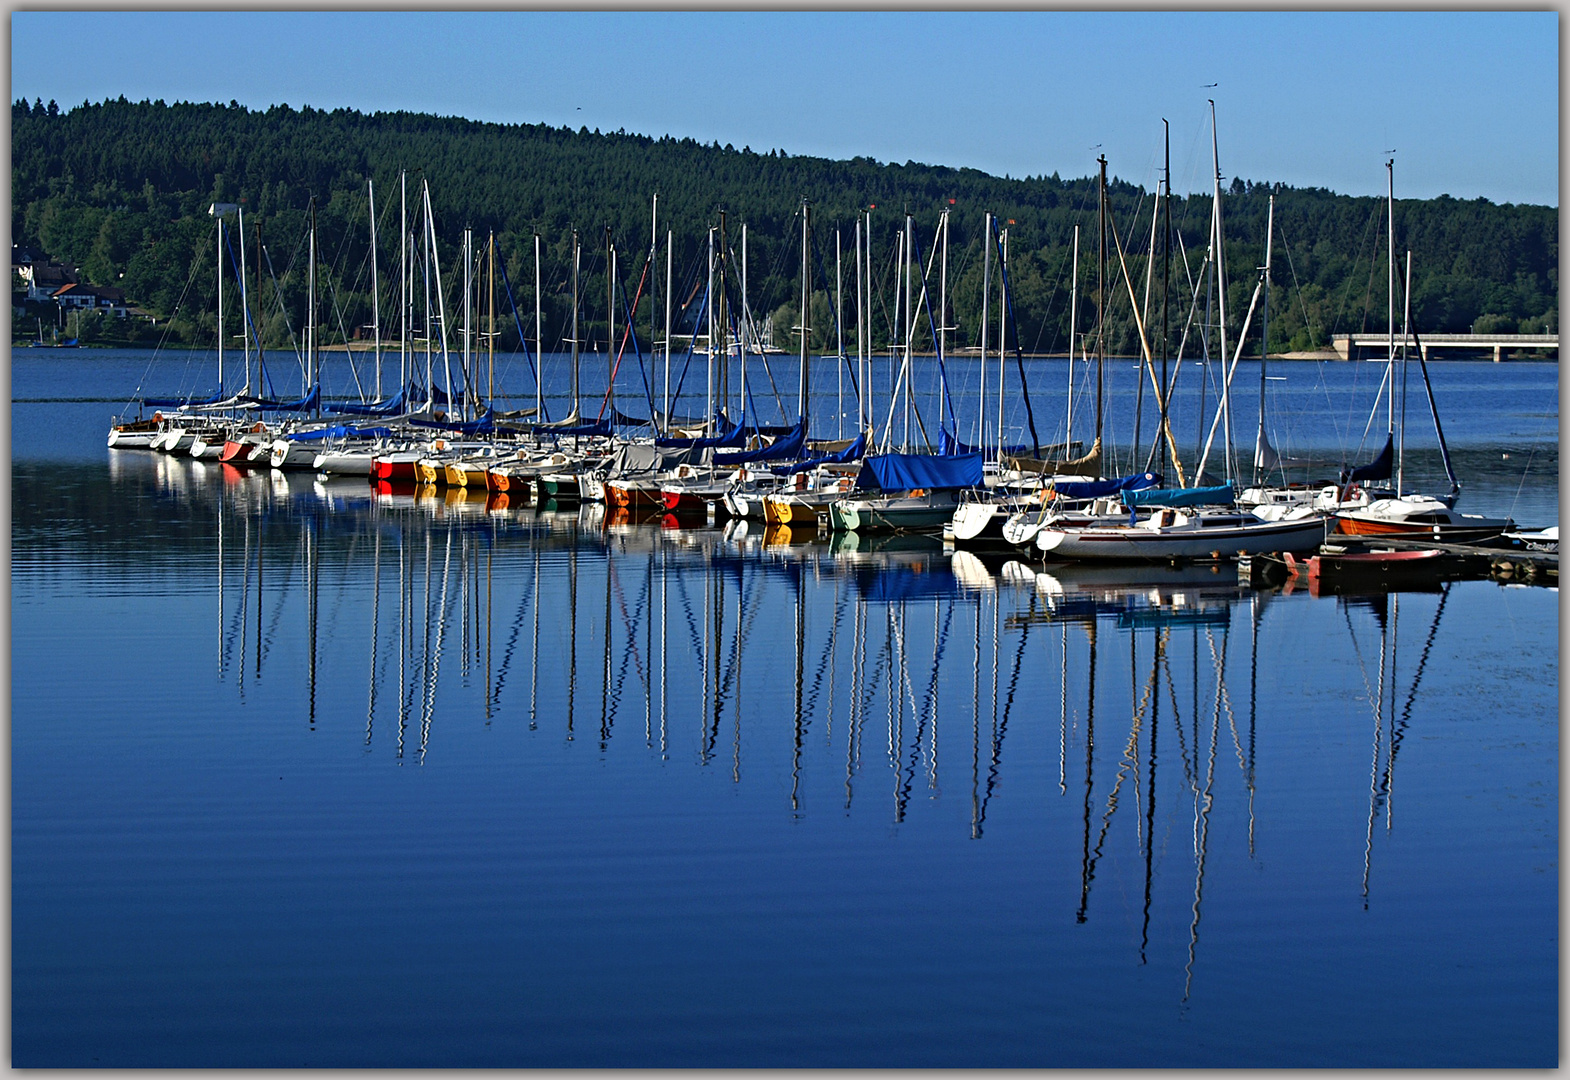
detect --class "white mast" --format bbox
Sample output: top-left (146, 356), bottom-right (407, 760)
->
top-left (463, 226), bottom-right (472, 420)
top-left (979, 211), bottom-right (992, 450)
top-left (1209, 101), bottom-right (1233, 483)
top-left (998, 226), bottom-right (1008, 463)
top-left (571, 230), bottom-right (580, 418)
top-left (534, 232), bottom-right (543, 420)
top-left (1068, 223), bottom-right (1078, 444)
top-left (1254, 194), bottom-right (1275, 484)
top-left (422, 181), bottom-right (452, 417)
top-left (216, 215), bottom-right (224, 392)
top-left (740, 222), bottom-right (749, 420)
top-left (799, 202), bottom-right (811, 425)
top-left (400, 170), bottom-right (408, 397)
top-left (835, 226), bottom-right (844, 440)
top-left (1386, 157), bottom-right (1396, 438)
top-left (368, 179), bottom-right (380, 400)
top-left (855, 215), bottom-right (865, 434)
top-left (706, 225), bottom-right (715, 423)
top-left (663, 229), bottom-right (673, 432)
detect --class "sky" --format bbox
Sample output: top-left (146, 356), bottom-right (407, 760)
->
top-left (9, 10), bottom-right (1560, 206)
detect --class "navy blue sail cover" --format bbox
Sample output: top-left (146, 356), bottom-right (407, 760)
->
top-left (856, 451), bottom-right (984, 492)
top-left (1341, 435), bottom-right (1394, 483)
top-left (714, 422), bottom-right (807, 466)
top-left (771, 431), bottom-right (869, 475)
top-left (1048, 471), bottom-right (1161, 500)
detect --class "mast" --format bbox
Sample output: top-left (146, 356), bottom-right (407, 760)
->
top-left (706, 225), bottom-right (715, 423)
top-left (369, 178), bottom-right (380, 400)
top-left (1398, 250), bottom-right (1411, 494)
top-left (1068, 223), bottom-right (1078, 446)
top-left (663, 229), bottom-right (673, 433)
top-left (606, 226), bottom-right (616, 418)
top-left (855, 215), bottom-right (866, 434)
top-left (400, 170), bottom-right (408, 398)
top-left (1210, 102), bottom-right (1233, 483)
top-left (423, 181), bottom-right (453, 420)
top-left (997, 224), bottom-right (1008, 463)
top-left (1254, 194), bottom-right (1274, 485)
top-left (716, 212), bottom-right (728, 418)
top-left (254, 217), bottom-right (263, 395)
top-left (571, 229), bottom-right (581, 419)
top-left (534, 232), bottom-right (543, 421)
top-left (740, 221), bottom-right (749, 422)
top-left (835, 226), bottom-right (844, 440)
top-left (1158, 120), bottom-right (1171, 478)
top-left (903, 212), bottom-right (913, 451)
top-left (235, 206), bottom-right (250, 396)
top-left (463, 226), bottom-right (472, 420)
top-left (979, 211), bottom-right (992, 449)
top-left (799, 201), bottom-right (811, 426)
top-left (487, 231), bottom-right (495, 411)
top-left (1386, 157), bottom-right (1396, 439)
top-left (308, 197), bottom-right (318, 415)
top-left (1096, 156), bottom-right (1107, 460)
top-left (216, 214), bottom-right (224, 393)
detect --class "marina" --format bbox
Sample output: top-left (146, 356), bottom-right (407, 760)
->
top-left (10, 17), bottom-right (1557, 1060)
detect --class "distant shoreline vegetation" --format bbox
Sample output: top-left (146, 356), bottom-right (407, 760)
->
top-left (11, 97), bottom-right (1558, 358)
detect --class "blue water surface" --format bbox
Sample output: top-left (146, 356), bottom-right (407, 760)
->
top-left (10, 350), bottom-right (1559, 1066)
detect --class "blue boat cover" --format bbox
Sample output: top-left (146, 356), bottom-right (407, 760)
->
top-left (714, 422), bottom-right (807, 466)
top-left (252, 385), bottom-right (320, 413)
top-left (332, 387), bottom-right (408, 416)
top-left (1049, 471), bottom-right (1161, 500)
top-left (1122, 483), bottom-right (1235, 509)
top-left (771, 431), bottom-right (869, 475)
top-left (283, 424), bottom-right (395, 442)
top-left (938, 427), bottom-right (1040, 457)
top-left (1341, 435), bottom-right (1394, 483)
top-left (410, 408), bottom-right (498, 435)
top-left (856, 451), bottom-right (984, 492)
top-left (544, 417), bottom-right (615, 438)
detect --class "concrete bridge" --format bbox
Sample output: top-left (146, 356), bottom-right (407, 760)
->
top-left (1331, 332), bottom-right (1558, 362)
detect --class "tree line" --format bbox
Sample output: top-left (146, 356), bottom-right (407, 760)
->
top-left (11, 96), bottom-right (1558, 358)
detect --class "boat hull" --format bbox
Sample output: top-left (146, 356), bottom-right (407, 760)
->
top-left (1037, 515), bottom-right (1328, 561)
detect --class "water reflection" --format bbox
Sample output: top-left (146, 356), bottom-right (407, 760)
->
top-left (31, 452), bottom-right (1485, 1000)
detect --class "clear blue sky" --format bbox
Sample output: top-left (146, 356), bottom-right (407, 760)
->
top-left (10, 10), bottom-right (1559, 206)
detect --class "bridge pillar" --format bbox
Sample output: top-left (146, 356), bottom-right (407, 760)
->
top-left (1494, 344), bottom-right (1504, 362)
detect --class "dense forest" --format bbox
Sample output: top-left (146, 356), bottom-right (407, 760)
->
top-left (11, 97), bottom-right (1559, 359)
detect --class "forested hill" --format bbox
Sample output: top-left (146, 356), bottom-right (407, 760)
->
top-left (11, 96), bottom-right (1558, 355)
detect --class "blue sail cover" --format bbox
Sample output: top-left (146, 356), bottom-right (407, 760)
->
top-left (283, 423), bottom-right (395, 442)
top-left (1122, 483), bottom-right (1235, 509)
top-left (655, 412), bottom-right (746, 449)
top-left (332, 387), bottom-right (408, 416)
top-left (544, 417), bottom-right (616, 438)
top-left (714, 422), bottom-right (808, 466)
top-left (1341, 435), bottom-right (1394, 483)
top-left (856, 451), bottom-right (984, 492)
top-left (1049, 471), bottom-right (1161, 500)
top-left (410, 408), bottom-right (498, 435)
top-left (938, 427), bottom-right (1040, 457)
top-left (252, 385), bottom-right (320, 413)
top-left (771, 431), bottom-right (869, 475)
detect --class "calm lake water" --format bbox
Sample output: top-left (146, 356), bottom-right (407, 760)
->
top-left (11, 349), bottom-right (1559, 1066)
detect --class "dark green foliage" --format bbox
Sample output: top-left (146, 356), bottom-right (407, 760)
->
top-left (12, 98), bottom-right (1558, 355)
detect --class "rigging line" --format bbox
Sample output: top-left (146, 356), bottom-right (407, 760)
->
top-left (126, 244), bottom-right (206, 407)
